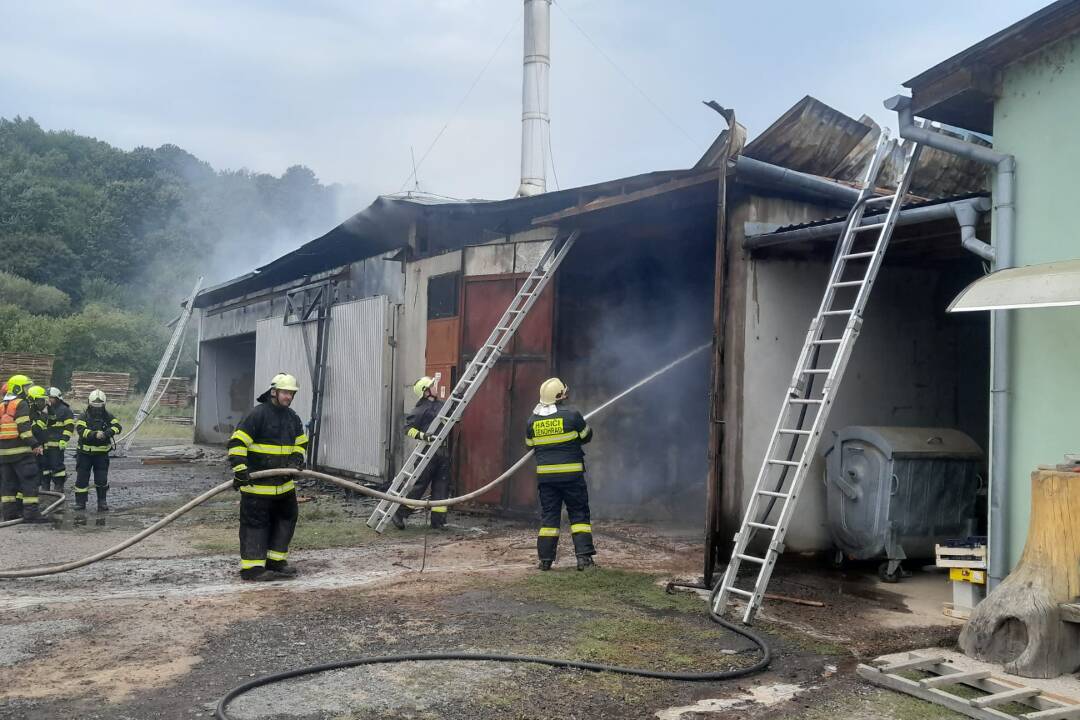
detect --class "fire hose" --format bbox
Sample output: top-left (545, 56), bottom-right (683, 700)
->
top-left (0, 342), bottom-right (772, 712)
top-left (0, 490), bottom-right (66, 529)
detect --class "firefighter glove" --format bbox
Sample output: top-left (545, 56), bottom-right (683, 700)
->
top-left (418, 431), bottom-right (436, 443)
top-left (95, 431), bottom-right (106, 440)
top-left (232, 467), bottom-right (250, 491)
top-left (58, 440), bottom-right (67, 450)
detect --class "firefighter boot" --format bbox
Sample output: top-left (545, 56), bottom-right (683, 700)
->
top-left (1, 502), bottom-right (21, 521)
top-left (538, 560), bottom-right (553, 571)
top-left (391, 509), bottom-right (406, 530)
top-left (576, 555), bottom-right (596, 571)
top-left (95, 486), bottom-right (110, 512)
top-left (74, 492), bottom-right (87, 511)
top-left (52, 478), bottom-right (65, 493)
top-left (266, 560), bottom-right (298, 578)
top-left (22, 503), bottom-right (50, 524)
top-left (240, 567), bottom-right (274, 582)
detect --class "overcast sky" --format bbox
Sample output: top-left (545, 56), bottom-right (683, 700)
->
top-left (2, 0), bottom-right (1048, 214)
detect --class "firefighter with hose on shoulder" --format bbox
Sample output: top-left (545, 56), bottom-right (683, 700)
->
top-left (74, 389), bottom-right (121, 511)
top-left (526, 378), bottom-right (597, 571)
top-left (44, 387), bottom-right (74, 493)
top-left (228, 373), bottom-right (307, 581)
top-left (392, 375), bottom-right (452, 530)
top-left (0, 375), bottom-right (47, 523)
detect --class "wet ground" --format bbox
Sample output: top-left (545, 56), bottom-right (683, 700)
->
top-left (0, 440), bottom-right (968, 719)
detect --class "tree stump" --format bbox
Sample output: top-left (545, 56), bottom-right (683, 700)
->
top-left (958, 469), bottom-right (1080, 678)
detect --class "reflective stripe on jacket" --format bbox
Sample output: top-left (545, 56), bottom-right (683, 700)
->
top-left (0, 397), bottom-right (40, 462)
top-left (76, 407), bottom-right (121, 454)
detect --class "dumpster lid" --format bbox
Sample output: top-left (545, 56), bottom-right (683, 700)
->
top-left (824, 426), bottom-right (983, 459)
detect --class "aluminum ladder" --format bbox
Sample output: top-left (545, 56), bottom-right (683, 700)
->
top-left (713, 132), bottom-right (924, 624)
top-left (367, 230), bottom-right (580, 532)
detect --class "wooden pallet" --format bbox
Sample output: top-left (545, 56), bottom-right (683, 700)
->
top-left (69, 371), bottom-right (131, 403)
top-left (0, 352), bottom-right (55, 387)
top-left (859, 653), bottom-right (1080, 720)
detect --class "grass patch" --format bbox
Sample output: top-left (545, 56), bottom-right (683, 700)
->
top-left (187, 498), bottom-right (376, 553)
top-left (797, 688), bottom-right (966, 719)
top-left (108, 398), bottom-right (193, 441)
top-left (512, 568), bottom-right (704, 614)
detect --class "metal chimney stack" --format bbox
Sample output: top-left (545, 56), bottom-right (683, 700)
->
top-left (517, 0), bottom-right (550, 197)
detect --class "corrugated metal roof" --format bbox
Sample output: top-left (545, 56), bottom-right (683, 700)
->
top-left (765, 192), bottom-right (989, 235)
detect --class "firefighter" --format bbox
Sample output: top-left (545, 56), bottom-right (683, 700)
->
top-left (0, 375), bottom-right (47, 523)
top-left (74, 389), bottom-right (121, 511)
top-left (44, 387), bottom-right (74, 492)
top-left (228, 373), bottom-right (307, 581)
top-left (26, 385), bottom-right (50, 493)
top-left (392, 376), bottom-right (451, 530)
top-left (526, 378), bottom-right (596, 571)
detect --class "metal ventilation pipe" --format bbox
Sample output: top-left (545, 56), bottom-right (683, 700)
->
top-left (517, 0), bottom-right (551, 197)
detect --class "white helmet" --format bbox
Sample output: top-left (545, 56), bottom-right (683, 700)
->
top-left (47, 387), bottom-right (63, 399)
top-left (88, 389), bottom-right (107, 407)
top-left (539, 378), bottom-right (568, 405)
top-left (270, 373), bottom-right (300, 393)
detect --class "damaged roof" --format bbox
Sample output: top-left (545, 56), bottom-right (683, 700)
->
top-left (741, 96), bottom-right (990, 199)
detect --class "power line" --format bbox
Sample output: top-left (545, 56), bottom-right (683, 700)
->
top-left (551, 0), bottom-right (700, 151)
top-left (396, 10), bottom-right (523, 193)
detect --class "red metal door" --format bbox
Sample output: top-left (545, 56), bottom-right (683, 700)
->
top-left (457, 273), bottom-right (554, 512)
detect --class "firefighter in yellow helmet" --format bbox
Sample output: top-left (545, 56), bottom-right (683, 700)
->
top-left (526, 378), bottom-right (596, 570)
top-left (74, 389), bottom-right (122, 511)
top-left (26, 385), bottom-right (50, 493)
top-left (391, 375), bottom-right (452, 530)
top-left (0, 375), bottom-right (47, 522)
top-left (227, 373), bottom-right (307, 581)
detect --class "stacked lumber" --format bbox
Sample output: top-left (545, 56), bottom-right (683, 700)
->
top-left (0, 353), bottom-right (54, 387)
top-left (153, 376), bottom-right (192, 408)
top-left (69, 371), bottom-right (131, 404)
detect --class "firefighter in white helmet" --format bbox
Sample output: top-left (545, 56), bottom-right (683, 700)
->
top-left (43, 387), bottom-right (74, 493)
top-left (526, 378), bottom-right (596, 571)
top-left (74, 389), bottom-right (121, 511)
top-left (227, 373), bottom-right (307, 581)
top-left (391, 375), bottom-right (452, 530)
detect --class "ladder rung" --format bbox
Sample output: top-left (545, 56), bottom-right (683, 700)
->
top-left (970, 688), bottom-right (1041, 709)
top-left (789, 398), bottom-right (823, 405)
top-left (737, 554), bottom-right (766, 565)
top-left (843, 251), bottom-right (875, 260)
top-left (757, 490), bottom-right (789, 498)
top-left (823, 309), bottom-right (854, 316)
top-left (919, 670), bottom-right (991, 688)
top-left (867, 193), bottom-right (895, 203)
top-left (767, 459), bottom-right (800, 467)
top-left (777, 429), bottom-right (810, 435)
top-left (854, 222), bottom-right (886, 232)
top-left (812, 338), bottom-right (842, 345)
top-left (801, 369), bottom-right (830, 374)
top-left (747, 521), bottom-right (777, 531)
top-left (726, 587), bottom-right (754, 599)
top-left (831, 280), bottom-right (864, 288)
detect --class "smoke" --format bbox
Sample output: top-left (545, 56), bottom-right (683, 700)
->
top-left (557, 223), bottom-right (715, 525)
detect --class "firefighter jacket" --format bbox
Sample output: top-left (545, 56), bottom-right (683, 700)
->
top-left (228, 401), bottom-right (307, 495)
top-left (76, 407), bottom-right (121, 454)
top-left (30, 401), bottom-right (48, 445)
top-left (525, 405), bottom-right (592, 482)
top-left (45, 401), bottom-right (75, 448)
top-left (0, 395), bottom-right (42, 463)
top-left (405, 397), bottom-right (449, 456)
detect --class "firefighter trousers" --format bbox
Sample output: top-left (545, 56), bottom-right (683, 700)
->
top-left (43, 447), bottom-right (67, 490)
top-left (239, 490), bottom-right (298, 572)
top-left (1, 455), bottom-right (43, 521)
top-left (536, 476), bottom-right (595, 561)
top-left (398, 453), bottom-right (451, 528)
top-left (75, 453), bottom-right (110, 494)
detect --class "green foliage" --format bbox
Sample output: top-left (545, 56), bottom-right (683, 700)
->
top-left (0, 115), bottom-right (344, 390)
top-left (0, 271), bottom-right (71, 315)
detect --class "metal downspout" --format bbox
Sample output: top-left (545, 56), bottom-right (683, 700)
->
top-left (952, 198), bottom-right (995, 262)
top-left (886, 95), bottom-right (1015, 589)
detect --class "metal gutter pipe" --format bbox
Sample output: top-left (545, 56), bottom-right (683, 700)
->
top-left (886, 94), bottom-right (1015, 589)
top-left (743, 196), bottom-right (990, 250)
top-left (731, 155), bottom-right (862, 205)
top-left (953, 200), bottom-right (996, 262)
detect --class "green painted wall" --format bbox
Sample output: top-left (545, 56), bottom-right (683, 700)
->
top-left (993, 32), bottom-right (1080, 568)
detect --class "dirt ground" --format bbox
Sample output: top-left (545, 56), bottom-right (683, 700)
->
top-left (0, 440), bottom-right (969, 719)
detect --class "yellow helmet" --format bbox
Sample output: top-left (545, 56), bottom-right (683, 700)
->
top-left (413, 376), bottom-right (437, 399)
top-left (26, 385), bottom-right (46, 400)
top-left (6, 374), bottom-right (32, 396)
top-left (539, 378), bottom-right (568, 405)
top-left (270, 373), bottom-right (300, 393)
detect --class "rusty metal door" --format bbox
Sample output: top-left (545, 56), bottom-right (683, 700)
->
top-left (457, 273), bottom-right (554, 512)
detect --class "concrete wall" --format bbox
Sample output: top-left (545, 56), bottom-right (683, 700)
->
top-left (738, 256), bottom-right (989, 551)
top-left (994, 32), bottom-right (1080, 567)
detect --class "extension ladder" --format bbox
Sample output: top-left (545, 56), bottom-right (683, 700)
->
top-left (713, 131), bottom-right (924, 624)
top-left (366, 230), bottom-right (580, 532)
